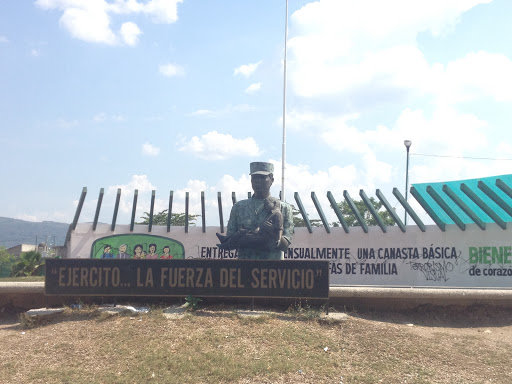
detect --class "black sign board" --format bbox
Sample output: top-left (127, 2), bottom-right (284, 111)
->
top-left (45, 259), bottom-right (329, 299)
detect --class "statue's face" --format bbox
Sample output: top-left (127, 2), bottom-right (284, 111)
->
top-left (251, 174), bottom-right (273, 197)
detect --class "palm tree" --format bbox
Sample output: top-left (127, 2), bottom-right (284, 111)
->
top-left (12, 251), bottom-right (45, 277)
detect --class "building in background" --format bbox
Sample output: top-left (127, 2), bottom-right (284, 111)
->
top-left (6, 243), bottom-right (66, 258)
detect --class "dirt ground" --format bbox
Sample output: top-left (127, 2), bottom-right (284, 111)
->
top-left (1, 304), bottom-right (512, 384)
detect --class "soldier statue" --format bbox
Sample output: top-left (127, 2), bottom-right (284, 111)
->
top-left (217, 162), bottom-right (293, 260)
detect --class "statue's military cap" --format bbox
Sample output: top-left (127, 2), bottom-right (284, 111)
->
top-left (250, 162), bottom-right (274, 175)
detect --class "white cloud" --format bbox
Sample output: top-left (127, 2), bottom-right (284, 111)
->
top-left (245, 83), bottom-right (261, 94)
top-left (14, 210), bottom-right (70, 223)
top-left (395, 107), bottom-right (502, 184)
top-left (55, 175), bottom-right (159, 224)
top-left (394, 107), bottom-right (488, 155)
top-left (277, 161), bottom-right (359, 199)
top-left (104, 175), bottom-right (157, 218)
top-left (286, 100), bottom-right (494, 190)
top-left (212, 160), bottom-right (367, 224)
top-left (142, 142), bottom-right (160, 156)
top-left (58, 1), bottom-right (117, 45)
top-left (140, 158), bottom-right (385, 227)
top-left (55, 117), bottom-right (79, 129)
top-left (293, 105), bottom-right (488, 159)
top-left (159, 63), bottom-right (185, 77)
top-left (98, 169), bottom-right (361, 227)
top-left (61, 165), bottom-right (379, 227)
top-left (189, 104), bottom-right (255, 118)
top-left (286, 110), bottom-right (370, 154)
top-left (190, 109), bottom-right (215, 117)
top-left (120, 21), bottom-right (141, 46)
top-left (495, 142), bottom-right (512, 157)
top-left (107, 174), bottom-right (155, 194)
top-left (281, 0), bottom-right (504, 196)
top-left (0, 35), bottom-right (8, 43)
top-left (94, 112), bottom-right (125, 122)
top-left (143, 0), bottom-right (183, 23)
top-left (178, 131), bottom-right (262, 160)
top-left (15, 214), bottom-right (40, 222)
top-left (434, 51), bottom-right (512, 104)
top-left (234, 61), bottom-right (262, 77)
top-left (291, 0), bottom-right (489, 42)
top-left (35, 0), bottom-right (182, 45)
top-left (30, 48), bottom-right (41, 57)
top-left (288, 0), bottom-right (492, 103)
top-left (65, 168), bottom-right (369, 226)
top-left (281, 0), bottom-right (511, 216)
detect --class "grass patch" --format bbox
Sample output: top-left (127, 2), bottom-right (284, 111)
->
top-left (1, 305), bottom-right (512, 383)
top-left (286, 301), bottom-right (323, 321)
top-left (0, 275), bottom-right (44, 282)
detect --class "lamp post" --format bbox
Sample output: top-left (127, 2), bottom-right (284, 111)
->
top-left (404, 140), bottom-right (412, 225)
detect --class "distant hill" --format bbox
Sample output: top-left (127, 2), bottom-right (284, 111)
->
top-left (0, 217), bottom-right (69, 249)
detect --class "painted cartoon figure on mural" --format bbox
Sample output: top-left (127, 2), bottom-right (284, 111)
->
top-left (220, 162), bottom-right (293, 260)
top-left (117, 244), bottom-right (131, 259)
top-left (102, 244), bottom-right (114, 259)
top-left (146, 243), bottom-right (159, 259)
top-left (133, 244), bottom-right (145, 259)
top-left (217, 196), bottom-right (284, 251)
top-left (160, 246), bottom-right (173, 259)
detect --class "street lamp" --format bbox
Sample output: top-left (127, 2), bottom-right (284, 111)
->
top-left (404, 140), bottom-right (412, 225)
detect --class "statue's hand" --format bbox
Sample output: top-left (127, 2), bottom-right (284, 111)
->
top-left (243, 230), bottom-right (259, 240)
top-left (261, 220), bottom-right (273, 232)
top-left (277, 236), bottom-right (290, 252)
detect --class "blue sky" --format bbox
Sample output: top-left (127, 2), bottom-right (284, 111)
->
top-left (1, 0), bottom-right (512, 226)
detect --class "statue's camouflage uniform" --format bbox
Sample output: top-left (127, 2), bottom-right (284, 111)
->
top-left (226, 197), bottom-right (294, 260)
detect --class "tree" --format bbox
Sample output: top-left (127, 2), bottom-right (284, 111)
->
top-left (292, 198), bottom-right (394, 229)
top-left (334, 197), bottom-right (395, 227)
top-left (11, 251), bottom-right (45, 277)
top-left (292, 206), bottom-right (324, 228)
top-left (137, 209), bottom-right (200, 227)
top-left (0, 247), bottom-right (16, 278)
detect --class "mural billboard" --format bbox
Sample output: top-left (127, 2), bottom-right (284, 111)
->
top-left (67, 222), bottom-right (512, 289)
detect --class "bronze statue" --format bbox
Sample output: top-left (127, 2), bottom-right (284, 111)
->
top-left (219, 162), bottom-right (293, 260)
top-left (216, 196), bottom-right (283, 251)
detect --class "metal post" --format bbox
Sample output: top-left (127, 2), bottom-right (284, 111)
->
top-left (404, 140), bottom-right (412, 225)
top-left (281, 0), bottom-right (288, 202)
top-left (167, 190), bottom-right (173, 232)
top-left (148, 190), bottom-right (155, 233)
top-left (130, 190), bottom-right (138, 232)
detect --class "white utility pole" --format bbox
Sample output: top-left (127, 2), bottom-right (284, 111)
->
top-left (281, 0), bottom-right (288, 202)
